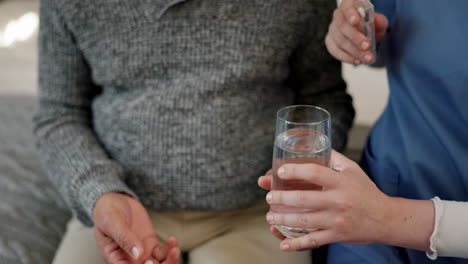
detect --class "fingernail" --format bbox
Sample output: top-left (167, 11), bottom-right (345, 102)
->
top-left (132, 247), bottom-right (140, 259)
top-left (281, 243), bottom-right (290, 250)
top-left (332, 163), bottom-right (345, 172)
top-left (357, 7), bottom-right (365, 19)
top-left (354, 60), bottom-right (361, 65)
top-left (365, 54), bottom-right (372, 62)
top-left (278, 167), bottom-right (286, 177)
top-left (266, 192), bottom-right (273, 203)
top-left (144, 261), bottom-right (154, 264)
top-left (349, 16), bottom-right (356, 24)
top-left (266, 213), bottom-right (274, 223)
top-left (361, 42), bottom-right (369, 50)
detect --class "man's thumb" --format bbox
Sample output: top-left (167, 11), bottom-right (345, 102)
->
top-left (104, 213), bottom-right (144, 260)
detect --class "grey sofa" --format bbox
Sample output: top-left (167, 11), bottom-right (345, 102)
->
top-left (0, 96), bottom-right (71, 264)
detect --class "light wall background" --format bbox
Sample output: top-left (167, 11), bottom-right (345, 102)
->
top-left (0, 0), bottom-right (38, 96)
top-left (344, 65), bottom-right (389, 126)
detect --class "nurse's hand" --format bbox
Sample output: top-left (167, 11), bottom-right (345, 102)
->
top-left (326, 0), bottom-right (389, 65)
top-left (265, 151), bottom-right (393, 251)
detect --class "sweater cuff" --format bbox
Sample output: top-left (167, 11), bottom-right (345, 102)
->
top-left (427, 197), bottom-right (468, 260)
top-left (427, 196), bottom-right (443, 260)
top-left (71, 163), bottom-right (137, 227)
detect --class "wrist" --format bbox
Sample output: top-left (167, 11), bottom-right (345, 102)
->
top-left (92, 191), bottom-right (131, 220)
top-left (374, 196), bottom-right (400, 245)
top-left (372, 195), bottom-right (398, 245)
top-left (377, 197), bottom-right (435, 251)
top-left (92, 192), bottom-right (112, 220)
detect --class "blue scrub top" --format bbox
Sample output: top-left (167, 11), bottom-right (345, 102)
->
top-left (328, 1), bottom-right (468, 263)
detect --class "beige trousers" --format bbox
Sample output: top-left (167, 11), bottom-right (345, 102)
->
top-left (53, 200), bottom-right (311, 264)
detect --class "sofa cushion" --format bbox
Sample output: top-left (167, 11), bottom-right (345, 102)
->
top-left (0, 96), bottom-right (70, 264)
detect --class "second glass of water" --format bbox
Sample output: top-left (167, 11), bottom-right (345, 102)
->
top-left (271, 105), bottom-right (331, 238)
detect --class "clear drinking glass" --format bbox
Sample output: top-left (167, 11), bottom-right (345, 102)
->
top-left (271, 105), bottom-right (332, 238)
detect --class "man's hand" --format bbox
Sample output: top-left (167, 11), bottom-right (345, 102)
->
top-left (326, 0), bottom-right (388, 65)
top-left (258, 169), bottom-right (272, 191)
top-left (258, 170), bottom-right (287, 241)
top-left (93, 192), bottom-right (180, 264)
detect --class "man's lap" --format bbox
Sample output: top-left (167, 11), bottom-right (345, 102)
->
top-left (52, 200), bottom-right (311, 264)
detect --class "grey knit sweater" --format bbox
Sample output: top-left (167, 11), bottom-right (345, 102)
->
top-left (34, 0), bottom-right (355, 226)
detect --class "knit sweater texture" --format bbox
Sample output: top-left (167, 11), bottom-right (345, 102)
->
top-left (34, 0), bottom-right (355, 226)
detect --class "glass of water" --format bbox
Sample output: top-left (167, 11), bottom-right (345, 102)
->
top-left (271, 105), bottom-right (331, 238)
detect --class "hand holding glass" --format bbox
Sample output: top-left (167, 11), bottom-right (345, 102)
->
top-left (270, 105), bottom-right (331, 238)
